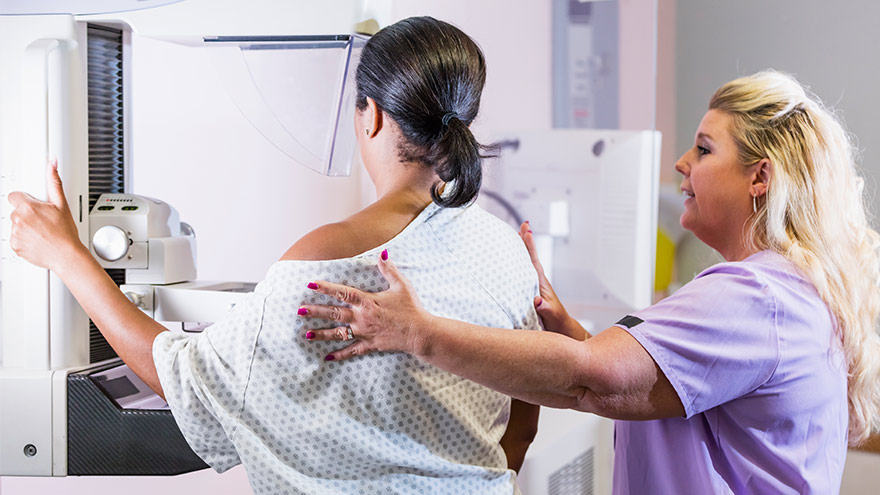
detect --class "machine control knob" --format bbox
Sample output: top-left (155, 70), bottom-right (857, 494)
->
top-left (124, 292), bottom-right (143, 308)
top-left (93, 225), bottom-right (130, 262)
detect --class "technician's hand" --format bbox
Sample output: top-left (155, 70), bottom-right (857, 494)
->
top-left (8, 159), bottom-right (84, 272)
top-left (298, 250), bottom-right (435, 361)
top-left (519, 222), bottom-right (589, 340)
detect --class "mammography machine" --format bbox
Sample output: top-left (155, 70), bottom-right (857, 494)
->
top-left (479, 129), bottom-right (661, 495)
top-left (0, 0), bottom-right (380, 477)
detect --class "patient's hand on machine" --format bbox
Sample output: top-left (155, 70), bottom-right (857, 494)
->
top-left (8, 159), bottom-right (167, 398)
top-left (517, 222), bottom-right (590, 341)
top-left (7, 159), bottom-right (86, 272)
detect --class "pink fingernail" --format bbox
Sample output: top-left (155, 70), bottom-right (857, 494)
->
top-left (536, 297), bottom-right (543, 307)
top-left (307, 282), bottom-right (318, 290)
top-left (297, 308), bottom-right (309, 316)
top-left (324, 354), bottom-right (335, 361)
top-left (305, 331), bottom-right (315, 340)
top-left (528, 229), bottom-right (533, 233)
top-left (381, 249), bottom-right (388, 261)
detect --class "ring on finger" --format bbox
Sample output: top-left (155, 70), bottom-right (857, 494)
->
top-left (346, 327), bottom-right (354, 341)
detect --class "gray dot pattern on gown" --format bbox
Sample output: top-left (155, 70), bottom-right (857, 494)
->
top-left (153, 203), bottom-right (541, 494)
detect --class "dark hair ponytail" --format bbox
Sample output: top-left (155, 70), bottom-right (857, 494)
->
top-left (355, 16), bottom-right (495, 208)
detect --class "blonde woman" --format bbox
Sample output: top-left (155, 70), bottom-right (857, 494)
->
top-left (299, 70), bottom-right (880, 494)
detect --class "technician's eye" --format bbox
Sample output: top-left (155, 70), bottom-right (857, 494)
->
top-left (697, 146), bottom-right (710, 156)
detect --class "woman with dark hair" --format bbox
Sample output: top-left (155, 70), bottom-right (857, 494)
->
top-left (9, 17), bottom-right (540, 494)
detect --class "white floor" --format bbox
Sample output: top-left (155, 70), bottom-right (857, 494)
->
top-left (1, 449), bottom-right (878, 494)
top-left (0, 464), bottom-right (252, 495)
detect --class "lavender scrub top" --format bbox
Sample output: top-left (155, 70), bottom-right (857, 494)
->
top-left (613, 250), bottom-right (848, 494)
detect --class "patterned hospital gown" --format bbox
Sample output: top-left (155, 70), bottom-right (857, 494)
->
top-left (152, 202), bottom-right (542, 494)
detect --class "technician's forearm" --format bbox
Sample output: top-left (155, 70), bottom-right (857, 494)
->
top-left (55, 244), bottom-right (166, 398)
top-left (415, 317), bottom-right (593, 410)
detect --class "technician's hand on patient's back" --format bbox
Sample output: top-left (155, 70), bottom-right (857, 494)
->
top-left (299, 250), bottom-right (434, 361)
top-left (301, 221), bottom-right (591, 360)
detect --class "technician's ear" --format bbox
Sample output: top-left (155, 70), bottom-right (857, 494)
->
top-left (750, 158), bottom-right (772, 198)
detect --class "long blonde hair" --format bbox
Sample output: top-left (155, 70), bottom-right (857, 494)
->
top-left (709, 70), bottom-right (880, 445)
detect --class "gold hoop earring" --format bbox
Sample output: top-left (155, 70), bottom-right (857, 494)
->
top-left (752, 195), bottom-right (757, 213)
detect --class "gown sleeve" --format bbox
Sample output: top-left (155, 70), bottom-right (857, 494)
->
top-left (152, 286), bottom-right (271, 472)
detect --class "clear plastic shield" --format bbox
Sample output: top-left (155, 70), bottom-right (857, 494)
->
top-left (204, 34), bottom-right (368, 176)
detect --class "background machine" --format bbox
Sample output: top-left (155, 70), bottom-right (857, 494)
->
top-left (479, 129), bottom-right (660, 495)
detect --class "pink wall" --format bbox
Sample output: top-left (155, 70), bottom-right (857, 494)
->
top-left (655, 0), bottom-right (677, 184)
top-left (619, 0), bottom-right (659, 131)
top-left (391, 0), bottom-right (555, 137)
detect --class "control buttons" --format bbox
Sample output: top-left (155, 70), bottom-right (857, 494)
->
top-left (121, 206), bottom-right (138, 211)
top-left (97, 205), bottom-right (114, 211)
top-left (92, 225), bottom-right (130, 262)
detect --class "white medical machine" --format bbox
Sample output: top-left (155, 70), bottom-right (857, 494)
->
top-left (0, 0), bottom-right (380, 477)
top-left (479, 129), bottom-right (661, 495)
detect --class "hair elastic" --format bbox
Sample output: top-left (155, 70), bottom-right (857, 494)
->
top-left (441, 112), bottom-right (459, 126)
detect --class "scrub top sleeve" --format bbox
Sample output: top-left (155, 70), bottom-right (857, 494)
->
top-left (152, 289), bottom-right (270, 472)
top-left (616, 264), bottom-right (779, 418)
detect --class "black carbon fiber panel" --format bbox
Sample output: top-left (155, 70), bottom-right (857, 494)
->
top-left (67, 364), bottom-right (208, 475)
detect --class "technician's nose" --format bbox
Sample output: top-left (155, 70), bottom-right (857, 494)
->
top-left (674, 152), bottom-right (690, 177)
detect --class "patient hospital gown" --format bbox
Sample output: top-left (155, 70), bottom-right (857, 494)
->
top-left (153, 202), bottom-right (541, 494)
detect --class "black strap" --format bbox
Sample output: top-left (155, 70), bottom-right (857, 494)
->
top-left (615, 315), bottom-right (644, 329)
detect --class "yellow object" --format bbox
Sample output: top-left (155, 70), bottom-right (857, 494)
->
top-left (655, 228), bottom-right (676, 292)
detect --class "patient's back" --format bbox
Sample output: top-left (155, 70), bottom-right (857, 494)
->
top-left (153, 202), bottom-right (541, 494)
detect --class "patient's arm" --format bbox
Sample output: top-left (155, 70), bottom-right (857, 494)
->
top-left (500, 399), bottom-right (540, 472)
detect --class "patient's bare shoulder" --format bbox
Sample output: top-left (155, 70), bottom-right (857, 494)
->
top-left (280, 203), bottom-right (419, 261)
top-left (280, 222), bottom-right (364, 261)
top-left (280, 208), bottom-right (398, 261)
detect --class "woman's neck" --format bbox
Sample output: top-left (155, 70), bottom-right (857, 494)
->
top-left (373, 186), bottom-right (433, 214)
top-left (719, 245), bottom-right (759, 262)
top-left (367, 158), bottom-right (438, 213)
top-left (714, 229), bottom-right (761, 262)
